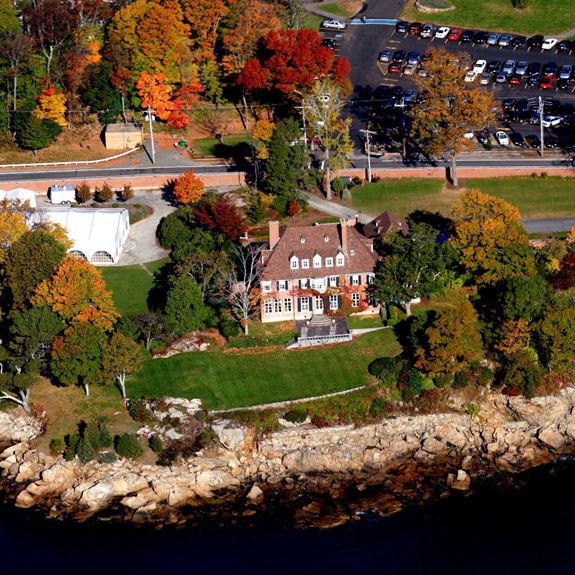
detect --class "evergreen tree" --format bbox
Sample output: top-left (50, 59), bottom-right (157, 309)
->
top-left (165, 274), bottom-right (212, 336)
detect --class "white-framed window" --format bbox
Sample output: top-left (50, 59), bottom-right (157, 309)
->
top-left (315, 296), bottom-right (323, 311)
top-left (367, 274), bottom-right (375, 285)
top-left (284, 298), bottom-right (292, 313)
top-left (274, 299), bottom-right (282, 313)
top-left (368, 293), bottom-right (376, 307)
top-left (300, 297), bottom-right (310, 311)
top-left (329, 275), bottom-right (338, 287)
top-left (336, 254), bottom-right (345, 266)
top-left (278, 280), bottom-right (288, 291)
top-left (351, 274), bottom-right (360, 286)
top-left (299, 278), bottom-right (309, 289)
top-left (290, 256), bottom-right (299, 269)
top-left (325, 257), bottom-right (333, 267)
top-left (301, 259), bottom-right (309, 269)
top-left (262, 281), bottom-right (272, 293)
top-left (313, 254), bottom-right (322, 268)
top-left (329, 295), bottom-right (339, 310)
top-left (264, 300), bottom-right (273, 314)
top-left (352, 293), bottom-right (360, 307)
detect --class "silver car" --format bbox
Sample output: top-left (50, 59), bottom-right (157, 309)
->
top-left (560, 64), bottom-right (573, 80)
top-left (502, 59), bottom-right (516, 75)
top-left (498, 34), bottom-right (511, 46)
top-left (487, 33), bottom-right (500, 45)
top-left (515, 60), bottom-right (529, 75)
top-left (378, 49), bottom-right (392, 62)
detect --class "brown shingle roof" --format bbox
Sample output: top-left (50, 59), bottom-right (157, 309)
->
top-left (261, 222), bottom-right (378, 281)
top-left (362, 211), bottom-right (408, 239)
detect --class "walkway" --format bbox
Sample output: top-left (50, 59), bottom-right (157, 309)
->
top-left (302, 190), bottom-right (373, 224)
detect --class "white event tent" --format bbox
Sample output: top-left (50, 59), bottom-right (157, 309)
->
top-left (0, 187), bottom-right (37, 208)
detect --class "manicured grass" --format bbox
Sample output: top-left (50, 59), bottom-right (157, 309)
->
top-left (321, 3), bottom-right (353, 17)
top-left (347, 315), bottom-right (384, 329)
top-left (401, 0), bottom-right (575, 35)
top-left (101, 258), bottom-right (167, 316)
top-left (193, 133), bottom-right (251, 158)
top-left (351, 177), bottom-right (575, 220)
top-left (129, 329), bottom-right (401, 409)
top-left (351, 178), bottom-right (448, 217)
top-left (467, 176), bottom-right (575, 219)
top-left (301, 13), bottom-right (324, 30)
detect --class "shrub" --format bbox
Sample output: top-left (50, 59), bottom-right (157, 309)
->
top-left (368, 357), bottom-right (401, 388)
top-left (453, 371), bottom-right (472, 389)
top-left (433, 372), bottom-right (452, 388)
top-left (464, 402), bottom-right (481, 417)
top-left (477, 366), bottom-right (494, 387)
top-left (369, 396), bottom-right (387, 417)
top-left (127, 398), bottom-right (155, 423)
top-left (115, 433), bottom-right (144, 459)
top-left (95, 182), bottom-right (114, 203)
top-left (76, 437), bottom-right (96, 463)
top-left (64, 433), bottom-right (81, 461)
top-left (121, 184), bottom-right (134, 202)
top-left (331, 177), bottom-right (345, 197)
top-left (341, 189), bottom-right (352, 202)
top-left (49, 438), bottom-right (64, 456)
top-left (283, 408), bottom-right (307, 423)
top-left (98, 451), bottom-right (117, 464)
top-left (220, 320), bottom-right (240, 339)
top-left (111, 202), bottom-right (120, 208)
top-left (500, 348), bottom-right (543, 398)
top-left (75, 183), bottom-right (92, 204)
top-left (397, 365), bottom-right (425, 401)
top-left (85, 417), bottom-right (114, 449)
top-left (149, 435), bottom-right (164, 453)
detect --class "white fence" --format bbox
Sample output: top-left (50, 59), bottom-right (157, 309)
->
top-left (0, 147), bottom-right (141, 170)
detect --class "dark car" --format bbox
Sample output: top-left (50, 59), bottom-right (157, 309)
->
top-left (473, 31), bottom-right (489, 44)
top-left (515, 98), bottom-right (529, 113)
top-left (527, 35), bottom-right (544, 49)
top-left (388, 62), bottom-right (401, 73)
top-left (545, 135), bottom-right (559, 149)
top-left (421, 51), bottom-right (432, 62)
top-left (460, 30), bottom-right (474, 43)
top-left (408, 22), bottom-right (423, 35)
top-left (476, 130), bottom-right (490, 146)
top-left (321, 38), bottom-right (336, 49)
top-left (509, 132), bottom-right (526, 147)
top-left (395, 21), bottom-right (409, 33)
top-left (511, 35), bottom-right (526, 48)
top-left (556, 40), bottom-right (571, 53)
top-left (508, 74), bottom-right (522, 85)
top-left (393, 50), bottom-right (407, 63)
top-left (503, 98), bottom-right (516, 111)
top-left (407, 51), bottom-right (421, 65)
top-left (487, 60), bottom-right (501, 73)
top-left (558, 78), bottom-right (571, 90)
top-left (525, 134), bottom-right (541, 148)
top-left (389, 86), bottom-right (404, 99)
top-left (526, 62), bottom-right (541, 77)
top-left (542, 62), bottom-right (558, 77)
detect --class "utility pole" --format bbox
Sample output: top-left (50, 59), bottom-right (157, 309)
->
top-left (147, 105), bottom-right (156, 164)
top-left (539, 95), bottom-right (544, 158)
top-left (360, 128), bottom-right (377, 182)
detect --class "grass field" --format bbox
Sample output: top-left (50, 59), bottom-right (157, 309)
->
top-left (193, 133), bottom-right (251, 158)
top-left (351, 177), bottom-right (575, 220)
top-left (401, 0), bottom-right (575, 35)
top-left (101, 258), bottom-right (167, 316)
top-left (129, 329), bottom-right (400, 410)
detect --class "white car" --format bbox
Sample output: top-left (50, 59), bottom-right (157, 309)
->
top-left (321, 19), bottom-right (346, 30)
top-left (495, 131), bottom-right (510, 146)
top-left (473, 59), bottom-right (487, 74)
top-left (542, 115), bottom-right (564, 127)
top-left (435, 26), bottom-right (450, 39)
top-left (464, 70), bottom-right (477, 83)
top-left (480, 72), bottom-right (491, 85)
top-left (542, 38), bottom-right (558, 50)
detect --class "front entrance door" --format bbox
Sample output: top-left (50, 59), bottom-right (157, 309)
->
top-left (314, 296), bottom-right (324, 314)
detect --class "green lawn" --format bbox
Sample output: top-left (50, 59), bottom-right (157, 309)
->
top-left (351, 177), bottom-right (575, 220)
top-left (301, 13), bottom-right (324, 30)
top-left (402, 0), bottom-right (575, 35)
top-left (321, 3), bottom-right (354, 17)
top-left (102, 258), bottom-right (167, 316)
top-left (129, 329), bottom-right (401, 409)
top-left (193, 133), bottom-right (251, 158)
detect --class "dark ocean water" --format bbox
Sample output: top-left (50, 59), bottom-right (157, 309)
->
top-left (1, 461), bottom-right (575, 575)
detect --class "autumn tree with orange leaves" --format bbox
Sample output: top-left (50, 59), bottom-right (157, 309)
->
top-left (32, 258), bottom-right (119, 331)
top-left (173, 171), bottom-right (205, 205)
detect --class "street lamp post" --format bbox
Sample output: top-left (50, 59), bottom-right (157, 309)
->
top-left (147, 105), bottom-right (156, 164)
top-left (360, 128), bottom-right (377, 182)
top-left (538, 95), bottom-right (544, 158)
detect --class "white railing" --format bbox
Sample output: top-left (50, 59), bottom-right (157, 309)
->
top-left (0, 147), bottom-right (141, 170)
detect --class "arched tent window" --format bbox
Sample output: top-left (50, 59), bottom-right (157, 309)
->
top-left (91, 251), bottom-right (114, 264)
top-left (69, 250), bottom-right (87, 261)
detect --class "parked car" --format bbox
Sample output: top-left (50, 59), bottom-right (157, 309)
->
top-left (393, 50), bottom-right (406, 63)
top-left (557, 78), bottom-right (571, 90)
top-left (420, 23), bottom-right (434, 38)
top-left (559, 64), bottom-right (573, 80)
top-left (487, 33), bottom-right (500, 46)
top-left (495, 131), bottom-right (510, 146)
top-left (448, 28), bottom-right (463, 41)
top-left (526, 62), bottom-right (541, 76)
top-left (527, 75), bottom-right (541, 87)
top-left (473, 31), bottom-right (489, 44)
top-left (321, 38), bottom-right (336, 49)
top-left (460, 30), bottom-right (474, 43)
top-left (388, 63), bottom-right (401, 73)
top-left (476, 130), bottom-right (491, 146)
top-left (435, 26), bottom-right (450, 39)
top-left (495, 72), bottom-right (508, 83)
top-left (480, 72), bottom-right (491, 85)
top-left (542, 38), bottom-right (558, 50)
top-left (502, 59), bottom-right (516, 75)
top-left (395, 21), bottom-right (409, 34)
top-left (464, 70), bottom-right (477, 82)
top-left (515, 61), bottom-right (529, 75)
top-left (542, 115), bottom-right (564, 127)
top-left (408, 22), bottom-right (423, 35)
top-left (540, 75), bottom-right (554, 89)
top-left (509, 132), bottom-right (526, 147)
top-left (498, 34), bottom-right (511, 47)
top-left (544, 135), bottom-right (559, 149)
top-left (508, 74), bottom-right (522, 85)
top-left (407, 51), bottom-right (421, 65)
top-left (403, 64), bottom-right (417, 75)
top-left (525, 134), bottom-right (541, 148)
top-left (527, 35), bottom-right (544, 49)
top-left (543, 62), bottom-right (558, 77)
top-left (473, 59), bottom-right (487, 74)
top-left (487, 60), bottom-right (501, 73)
top-left (403, 88), bottom-right (417, 104)
top-left (378, 49), bottom-right (392, 62)
top-left (417, 66), bottom-right (428, 78)
top-left (321, 19), bottom-right (346, 30)
top-left (556, 40), bottom-right (571, 52)
top-left (511, 35), bottom-right (526, 48)
top-left (503, 98), bottom-right (516, 111)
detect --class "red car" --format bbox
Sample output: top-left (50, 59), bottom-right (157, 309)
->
top-left (448, 28), bottom-right (463, 41)
top-left (539, 75), bottom-right (554, 89)
top-left (408, 22), bottom-right (422, 35)
top-left (508, 74), bottom-right (521, 85)
top-left (388, 63), bottom-right (401, 73)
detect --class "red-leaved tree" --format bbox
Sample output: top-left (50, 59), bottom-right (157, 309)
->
top-left (193, 194), bottom-right (247, 241)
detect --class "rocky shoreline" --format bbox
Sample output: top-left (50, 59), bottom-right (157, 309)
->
top-left (2, 387), bottom-right (575, 528)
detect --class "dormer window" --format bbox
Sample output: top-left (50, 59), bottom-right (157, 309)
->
top-left (290, 256), bottom-right (299, 269)
top-left (300, 236), bottom-right (306, 244)
top-left (301, 259), bottom-right (309, 269)
top-left (324, 235), bottom-right (329, 242)
top-left (313, 254), bottom-right (322, 268)
top-left (325, 257), bottom-right (333, 267)
top-left (336, 254), bottom-right (345, 266)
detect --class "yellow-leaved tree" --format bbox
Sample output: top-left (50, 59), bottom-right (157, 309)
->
top-left (34, 86), bottom-right (67, 127)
